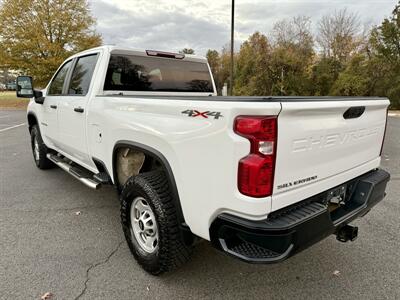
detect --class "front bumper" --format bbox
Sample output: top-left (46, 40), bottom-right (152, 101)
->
top-left (210, 169), bottom-right (390, 263)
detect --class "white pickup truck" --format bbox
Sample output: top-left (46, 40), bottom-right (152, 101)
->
top-left (17, 46), bottom-right (390, 275)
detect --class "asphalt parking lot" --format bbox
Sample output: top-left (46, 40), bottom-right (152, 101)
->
top-left (0, 110), bottom-right (399, 300)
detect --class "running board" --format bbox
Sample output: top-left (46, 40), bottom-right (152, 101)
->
top-left (47, 154), bottom-right (101, 190)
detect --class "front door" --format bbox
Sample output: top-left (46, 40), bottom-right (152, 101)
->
top-left (57, 54), bottom-right (99, 168)
top-left (41, 60), bottom-right (73, 148)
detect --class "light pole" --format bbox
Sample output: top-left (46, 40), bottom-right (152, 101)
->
top-left (230, 0), bottom-right (235, 96)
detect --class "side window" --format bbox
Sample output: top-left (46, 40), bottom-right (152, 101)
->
top-left (48, 60), bottom-right (72, 95)
top-left (68, 54), bottom-right (98, 95)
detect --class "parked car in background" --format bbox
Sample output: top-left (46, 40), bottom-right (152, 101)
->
top-left (6, 82), bottom-right (16, 90)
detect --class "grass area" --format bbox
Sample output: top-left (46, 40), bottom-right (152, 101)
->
top-left (0, 91), bottom-right (29, 109)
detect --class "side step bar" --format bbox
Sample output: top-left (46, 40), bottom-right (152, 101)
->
top-left (47, 153), bottom-right (102, 190)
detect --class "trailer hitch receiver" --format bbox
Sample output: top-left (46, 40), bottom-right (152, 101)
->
top-left (336, 225), bottom-right (358, 242)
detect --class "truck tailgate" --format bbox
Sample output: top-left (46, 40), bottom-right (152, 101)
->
top-left (272, 99), bottom-right (389, 211)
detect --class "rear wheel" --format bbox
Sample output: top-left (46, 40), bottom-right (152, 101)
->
top-left (120, 170), bottom-right (192, 275)
top-left (30, 125), bottom-right (53, 169)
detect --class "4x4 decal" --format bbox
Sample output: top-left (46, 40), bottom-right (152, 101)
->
top-left (181, 110), bottom-right (223, 119)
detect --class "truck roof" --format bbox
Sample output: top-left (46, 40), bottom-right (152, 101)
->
top-left (68, 45), bottom-right (208, 63)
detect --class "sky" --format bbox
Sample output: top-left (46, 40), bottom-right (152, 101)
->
top-left (89, 0), bottom-right (397, 56)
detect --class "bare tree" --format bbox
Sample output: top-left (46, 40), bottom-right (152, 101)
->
top-left (273, 16), bottom-right (313, 47)
top-left (317, 9), bottom-right (361, 62)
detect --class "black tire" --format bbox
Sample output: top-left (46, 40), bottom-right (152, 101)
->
top-left (120, 170), bottom-right (192, 275)
top-left (30, 125), bottom-right (53, 169)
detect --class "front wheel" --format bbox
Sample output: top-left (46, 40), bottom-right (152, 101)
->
top-left (30, 125), bottom-right (53, 169)
top-left (120, 171), bottom-right (192, 275)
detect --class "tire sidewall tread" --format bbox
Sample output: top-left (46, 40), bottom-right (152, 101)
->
top-left (120, 170), bottom-right (192, 275)
top-left (30, 125), bottom-right (53, 169)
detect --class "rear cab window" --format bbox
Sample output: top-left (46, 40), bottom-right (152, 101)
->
top-left (104, 54), bottom-right (213, 93)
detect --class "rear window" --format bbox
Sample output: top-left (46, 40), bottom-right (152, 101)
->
top-left (104, 54), bottom-right (213, 93)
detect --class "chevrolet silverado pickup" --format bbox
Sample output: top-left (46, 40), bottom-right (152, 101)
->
top-left (16, 46), bottom-right (390, 275)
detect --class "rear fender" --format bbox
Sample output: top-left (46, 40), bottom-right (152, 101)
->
top-left (112, 140), bottom-right (186, 225)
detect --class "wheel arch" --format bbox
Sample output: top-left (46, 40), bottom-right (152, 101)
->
top-left (27, 112), bottom-right (38, 132)
top-left (112, 140), bottom-right (186, 225)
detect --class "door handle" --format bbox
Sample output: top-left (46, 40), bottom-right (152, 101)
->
top-left (343, 106), bottom-right (365, 119)
top-left (50, 105), bottom-right (57, 109)
top-left (74, 107), bottom-right (84, 113)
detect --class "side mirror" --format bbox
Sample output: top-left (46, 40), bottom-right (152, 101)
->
top-left (33, 90), bottom-right (45, 104)
top-left (16, 76), bottom-right (45, 104)
top-left (16, 76), bottom-right (34, 98)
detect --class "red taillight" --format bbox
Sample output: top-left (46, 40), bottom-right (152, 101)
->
top-left (234, 116), bottom-right (277, 198)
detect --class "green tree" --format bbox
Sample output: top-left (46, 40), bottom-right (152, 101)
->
top-left (369, 1), bottom-right (400, 107)
top-left (206, 49), bottom-right (222, 93)
top-left (0, 0), bottom-right (102, 87)
top-left (331, 54), bottom-right (370, 96)
top-left (234, 32), bottom-right (272, 96)
top-left (206, 50), bottom-right (219, 78)
top-left (207, 46), bottom-right (232, 95)
top-left (310, 57), bottom-right (342, 95)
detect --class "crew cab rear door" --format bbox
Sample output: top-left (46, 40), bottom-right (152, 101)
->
top-left (272, 98), bottom-right (389, 211)
top-left (57, 53), bottom-right (99, 168)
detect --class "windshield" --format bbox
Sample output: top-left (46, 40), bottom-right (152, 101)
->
top-left (104, 54), bottom-right (214, 93)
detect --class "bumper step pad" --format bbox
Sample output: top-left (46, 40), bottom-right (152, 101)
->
top-left (230, 241), bottom-right (279, 259)
top-left (211, 169), bottom-right (390, 264)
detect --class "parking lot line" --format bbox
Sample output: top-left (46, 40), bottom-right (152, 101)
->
top-left (0, 123), bottom-right (26, 132)
top-left (0, 115), bottom-right (10, 119)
